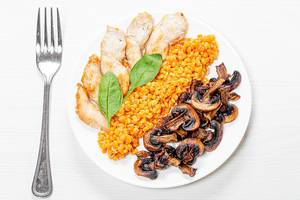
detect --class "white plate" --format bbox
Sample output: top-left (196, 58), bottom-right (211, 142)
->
top-left (67, 13), bottom-right (252, 188)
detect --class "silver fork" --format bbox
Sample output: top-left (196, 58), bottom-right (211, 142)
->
top-left (32, 7), bottom-right (62, 198)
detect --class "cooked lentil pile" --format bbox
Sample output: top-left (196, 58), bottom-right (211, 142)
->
top-left (98, 35), bottom-right (219, 160)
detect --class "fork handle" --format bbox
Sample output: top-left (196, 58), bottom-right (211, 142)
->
top-left (32, 82), bottom-right (53, 197)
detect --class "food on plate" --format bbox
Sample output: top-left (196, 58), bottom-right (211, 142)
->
top-left (145, 12), bottom-right (188, 57)
top-left (100, 56), bottom-right (130, 96)
top-left (133, 64), bottom-right (241, 179)
top-left (127, 54), bottom-right (162, 96)
top-left (74, 11), bottom-right (242, 181)
top-left (101, 26), bottom-right (126, 62)
top-left (74, 11), bottom-right (243, 179)
top-left (98, 72), bottom-right (123, 126)
top-left (100, 26), bottom-right (129, 95)
top-left (75, 84), bottom-right (108, 131)
top-left (126, 12), bottom-right (153, 68)
top-left (127, 12), bottom-right (153, 50)
top-left (125, 38), bottom-right (142, 69)
top-left (98, 35), bottom-right (218, 160)
top-left (81, 55), bottom-right (102, 103)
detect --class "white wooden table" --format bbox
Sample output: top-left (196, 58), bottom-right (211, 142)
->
top-left (0, 0), bottom-right (299, 199)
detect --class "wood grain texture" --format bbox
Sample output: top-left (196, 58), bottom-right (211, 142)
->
top-left (0, 0), bottom-right (300, 199)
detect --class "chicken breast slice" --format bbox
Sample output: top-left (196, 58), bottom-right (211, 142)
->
top-left (76, 84), bottom-right (108, 131)
top-left (101, 26), bottom-right (129, 95)
top-left (145, 12), bottom-right (188, 57)
top-left (101, 55), bottom-right (129, 95)
top-left (126, 38), bottom-right (142, 69)
top-left (101, 26), bottom-right (126, 61)
top-left (81, 54), bottom-right (101, 103)
top-left (126, 12), bottom-right (153, 68)
top-left (127, 12), bottom-right (154, 49)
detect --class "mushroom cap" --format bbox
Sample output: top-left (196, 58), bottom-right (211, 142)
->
top-left (151, 133), bottom-right (178, 143)
top-left (191, 91), bottom-right (221, 112)
top-left (162, 103), bottom-right (201, 132)
top-left (179, 164), bottom-right (197, 177)
top-left (176, 138), bottom-right (205, 165)
top-left (191, 78), bottom-right (224, 112)
top-left (134, 158), bottom-right (158, 179)
top-left (223, 70), bottom-right (241, 91)
top-left (153, 150), bottom-right (169, 169)
top-left (203, 120), bottom-right (223, 152)
top-left (223, 104), bottom-right (239, 123)
top-left (143, 128), bottom-right (163, 152)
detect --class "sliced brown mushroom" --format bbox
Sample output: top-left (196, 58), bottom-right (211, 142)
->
top-left (164, 145), bottom-right (181, 167)
top-left (203, 103), bottom-right (222, 121)
top-left (154, 145), bottom-right (181, 169)
top-left (151, 133), bottom-right (178, 143)
top-left (143, 128), bottom-right (163, 152)
top-left (153, 150), bottom-right (168, 169)
top-left (191, 79), bottom-right (224, 112)
top-left (162, 103), bottom-right (200, 132)
top-left (176, 138), bottom-right (205, 165)
top-left (219, 84), bottom-right (240, 104)
top-left (223, 104), bottom-right (239, 123)
top-left (228, 92), bottom-right (240, 101)
top-left (216, 63), bottom-right (230, 80)
top-left (144, 129), bottom-right (177, 152)
top-left (134, 158), bottom-right (157, 179)
top-left (222, 71), bottom-right (241, 91)
top-left (179, 164), bottom-right (197, 177)
top-left (203, 120), bottom-right (223, 152)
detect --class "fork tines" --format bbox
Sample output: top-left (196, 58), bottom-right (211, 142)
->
top-left (36, 7), bottom-right (62, 53)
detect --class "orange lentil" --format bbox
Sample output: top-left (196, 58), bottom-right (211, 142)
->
top-left (98, 35), bottom-right (218, 160)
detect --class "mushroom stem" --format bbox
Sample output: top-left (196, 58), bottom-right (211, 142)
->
top-left (179, 164), bottom-right (197, 177)
top-left (162, 103), bottom-right (200, 132)
top-left (216, 63), bottom-right (229, 79)
top-left (163, 113), bottom-right (188, 131)
top-left (151, 133), bottom-right (178, 143)
top-left (203, 78), bottom-right (225, 100)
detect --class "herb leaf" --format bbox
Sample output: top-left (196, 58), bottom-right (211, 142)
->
top-left (98, 72), bottom-right (123, 126)
top-left (127, 54), bottom-right (162, 96)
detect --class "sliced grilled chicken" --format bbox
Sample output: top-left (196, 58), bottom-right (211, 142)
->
top-left (81, 54), bottom-right (101, 103)
top-left (101, 26), bottom-right (129, 95)
top-left (126, 12), bottom-right (153, 68)
top-left (101, 26), bottom-right (126, 60)
top-left (145, 12), bottom-right (188, 57)
top-left (127, 12), bottom-right (154, 49)
top-left (75, 84), bottom-right (108, 131)
top-left (126, 38), bottom-right (142, 68)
